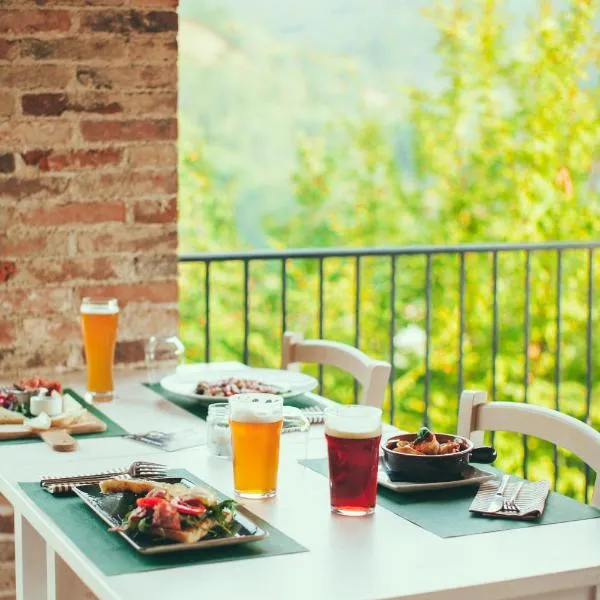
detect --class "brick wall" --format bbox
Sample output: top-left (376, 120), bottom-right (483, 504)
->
top-left (0, 0), bottom-right (179, 382)
top-left (0, 2), bottom-right (179, 597)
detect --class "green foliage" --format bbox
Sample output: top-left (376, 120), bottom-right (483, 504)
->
top-left (179, 0), bottom-right (600, 500)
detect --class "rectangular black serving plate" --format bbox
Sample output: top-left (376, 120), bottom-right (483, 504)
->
top-left (73, 477), bottom-right (268, 555)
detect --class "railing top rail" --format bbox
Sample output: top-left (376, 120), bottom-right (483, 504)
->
top-left (179, 240), bottom-right (600, 263)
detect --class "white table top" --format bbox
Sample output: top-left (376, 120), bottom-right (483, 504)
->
top-left (2, 370), bottom-right (600, 600)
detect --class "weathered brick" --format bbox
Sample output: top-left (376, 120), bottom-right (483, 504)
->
top-left (20, 37), bottom-right (126, 61)
top-left (76, 64), bottom-right (175, 90)
top-left (127, 143), bottom-right (176, 168)
top-left (0, 288), bottom-right (71, 316)
top-left (0, 321), bottom-right (15, 345)
top-left (127, 33), bottom-right (176, 62)
top-left (79, 280), bottom-right (177, 306)
top-left (23, 256), bottom-right (132, 285)
top-left (119, 304), bottom-right (178, 338)
top-left (0, 120), bottom-right (74, 148)
top-left (80, 10), bottom-right (177, 34)
top-left (77, 225), bottom-right (176, 254)
top-left (0, 230), bottom-right (71, 258)
top-left (119, 91), bottom-right (176, 116)
top-left (1, 176), bottom-right (70, 201)
top-left (19, 200), bottom-right (126, 226)
top-left (0, 262), bottom-right (16, 283)
top-left (0, 39), bottom-right (18, 60)
top-left (81, 118), bottom-right (176, 142)
top-left (133, 196), bottom-right (176, 223)
top-left (0, 64), bottom-right (71, 89)
top-left (0, 533), bottom-right (14, 563)
top-left (21, 92), bottom-right (68, 116)
top-left (23, 317), bottom-right (80, 343)
top-left (129, 0), bottom-right (178, 7)
top-left (22, 148), bottom-right (122, 171)
top-left (0, 562), bottom-right (15, 596)
top-left (0, 176), bottom-right (70, 200)
top-left (0, 10), bottom-right (71, 34)
top-left (0, 91), bottom-right (15, 117)
top-left (134, 253), bottom-right (176, 278)
top-left (72, 169), bottom-right (176, 198)
top-left (0, 154), bottom-right (15, 174)
top-left (22, 92), bottom-right (123, 116)
top-left (115, 339), bottom-right (145, 363)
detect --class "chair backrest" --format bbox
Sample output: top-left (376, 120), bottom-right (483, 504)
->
top-left (457, 390), bottom-right (600, 507)
top-left (281, 331), bottom-right (391, 408)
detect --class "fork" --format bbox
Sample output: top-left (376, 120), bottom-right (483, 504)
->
top-left (301, 406), bottom-right (324, 424)
top-left (40, 461), bottom-right (167, 486)
top-left (502, 481), bottom-right (524, 513)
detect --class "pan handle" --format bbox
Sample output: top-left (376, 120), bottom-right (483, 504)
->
top-left (470, 446), bottom-right (496, 464)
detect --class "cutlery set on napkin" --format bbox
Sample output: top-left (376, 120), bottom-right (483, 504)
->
top-left (470, 474), bottom-right (550, 520)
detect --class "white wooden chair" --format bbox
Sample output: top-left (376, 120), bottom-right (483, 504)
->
top-left (457, 390), bottom-right (600, 507)
top-left (281, 331), bottom-right (391, 408)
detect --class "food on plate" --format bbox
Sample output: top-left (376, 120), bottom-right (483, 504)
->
top-left (99, 479), bottom-right (235, 543)
top-left (195, 377), bottom-right (284, 397)
top-left (0, 406), bottom-right (25, 425)
top-left (15, 377), bottom-right (62, 394)
top-left (392, 427), bottom-right (468, 456)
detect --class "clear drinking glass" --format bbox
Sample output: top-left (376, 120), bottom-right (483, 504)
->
top-left (80, 297), bottom-right (119, 403)
top-left (229, 393), bottom-right (309, 499)
top-left (206, 403), bottom-right (231, 458)
top-left (145, 335), bottom-right (185, 385)
top-left (325, 404), bottom-right (382, 516)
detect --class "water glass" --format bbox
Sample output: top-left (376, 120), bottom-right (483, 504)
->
top-left (206, 403), bottom-right (231, 458)
top-left (145, 335), bottom-right (185, 384)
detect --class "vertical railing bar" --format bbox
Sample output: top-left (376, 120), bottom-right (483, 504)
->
top-left (281, 258), bottom-right (288, 337)
top-left (318, 257), bottom-right (325, 395)
top-left (354, 256), bottom-right (361, 404)
top-left (204, 262), bottom-right (211, 363)
top-left (490, 251), bottom-right (499, 448)
top-left (522, 250), bottom-right (531, 479)
top-left (457, 252), bottom-right (466, 412)
top-left (243, 259), bottom-right (249, 365)
top-left (423, 254), bottom-right (432, 427)
top-left (553, 250), bottom-right (562, 491)
top-left (585, 248), bottom-right (594, 503)
top-left (389, 255), bottom-right (397, 424)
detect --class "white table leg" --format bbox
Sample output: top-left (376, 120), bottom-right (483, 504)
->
top-left (14, 510), bottom-right (47, 600)
top-left (46, 547), bottom-right (94, 600)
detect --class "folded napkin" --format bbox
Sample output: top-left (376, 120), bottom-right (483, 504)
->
top-left (41, 470), bottom-right (131, 495)
top-left (470, 477), bottom-right (550, 520)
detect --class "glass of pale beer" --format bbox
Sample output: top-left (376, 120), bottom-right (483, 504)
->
top-left (80, 297), bottom-right (119, 403)
top-left (229, 393), bottom-right (309, 499)
top-left (325, 404), bottom-right (382, 516)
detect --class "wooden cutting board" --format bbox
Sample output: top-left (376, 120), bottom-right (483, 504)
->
top-left (0, 411), bottom-right (107, 451)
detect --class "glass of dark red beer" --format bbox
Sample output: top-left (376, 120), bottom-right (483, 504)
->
top-left (325, 405), bottom-right (382, 516)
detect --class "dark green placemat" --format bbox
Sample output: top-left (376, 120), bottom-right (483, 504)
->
top-left (145, 383), bottom-right (322, 422)
top-left (1, 389), bottom-right (127, 445)
top-left (300, 458), bottom-right (600, 538)
top-left (20, 468), bottom-right (307, 576)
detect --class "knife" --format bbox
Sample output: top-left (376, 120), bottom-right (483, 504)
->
top-left (486, 474), bottom-right (510, 513)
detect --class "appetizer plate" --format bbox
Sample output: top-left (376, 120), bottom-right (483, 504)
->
top-left (377, 459), bottom-right (495, 493)
top-left (73, 477), bottom-right (268, 555)
top-left (160, 368), bottom-right (319, 406)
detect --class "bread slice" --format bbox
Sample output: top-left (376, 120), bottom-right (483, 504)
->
top-left (0, 407), bottom-right (25, 425)
top-left (100, 479), bottom-right (169, 495)
top-left (99, 479), bottom-right (218, 507)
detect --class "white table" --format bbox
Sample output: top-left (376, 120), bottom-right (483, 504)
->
top-left (2, 371), bottom-right (600, 600)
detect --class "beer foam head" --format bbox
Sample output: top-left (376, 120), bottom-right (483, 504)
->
top-left (228, 393), bottom-right (282, 423)
top-left (325, 404), bottom-right (382, 439)
top-left (80, 298), bottom-right (119, 314)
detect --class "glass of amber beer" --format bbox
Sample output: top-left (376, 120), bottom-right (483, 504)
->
top-left (325, 404), bottom-right (382, 516)
top-left (80, 297), bottom-right (119, 403)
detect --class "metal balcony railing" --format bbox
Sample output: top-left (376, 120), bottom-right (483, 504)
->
top-left (179, 240), bottom-right (599, 500)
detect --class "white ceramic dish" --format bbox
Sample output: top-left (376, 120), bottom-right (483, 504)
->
top-left (160, 368), bottom-right (319, 406)
top-left (377, 459), bottom-right (495, 493)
